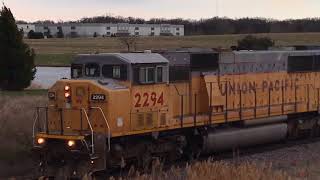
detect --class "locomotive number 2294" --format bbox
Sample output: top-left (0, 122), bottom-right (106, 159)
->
top-left (134, 92), bottom-right (164, 108)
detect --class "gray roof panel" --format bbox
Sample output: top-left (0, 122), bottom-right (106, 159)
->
top-left (72, 53), bottom-right (168, 65)
top-left (115, 53), bottom-right (169, 64)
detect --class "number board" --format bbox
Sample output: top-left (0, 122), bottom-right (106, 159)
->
top-left (134, 91), bottom-right (164, 108)
top-left (91, 94), bottom-right (106, 101)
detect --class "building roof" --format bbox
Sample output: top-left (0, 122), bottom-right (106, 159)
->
top-left (30, 23), bottom-right (184, 28)
top-left (73, 53), bottom-right (169, 65)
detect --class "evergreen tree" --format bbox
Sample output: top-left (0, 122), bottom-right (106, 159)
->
top-left (0, 5), bottom-right (36, 90)
top-left (28, 30), bottom-right (44, 39)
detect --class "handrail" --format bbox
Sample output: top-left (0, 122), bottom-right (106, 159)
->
top-left (32, 110), bottom-right (39, 146)
top-left (90, 107), bottom-right (111, 152)
top-left (32, 107), bottom-right (48, 145)
top-left (81, 108), bottom-right (95, 154)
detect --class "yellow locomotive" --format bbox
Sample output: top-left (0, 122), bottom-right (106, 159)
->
top-left (33, 48), bottom-right (320, 178)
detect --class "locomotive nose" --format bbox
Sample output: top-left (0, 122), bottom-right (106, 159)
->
top-left (49, 81), bottom-right (90, 109)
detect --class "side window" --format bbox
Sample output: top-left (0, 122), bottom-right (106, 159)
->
top-left (113, 66), bottom-right (121, 79)
top-left (102, 65), bottom-right (127, 80)
top-left (85, 63), bottom-right (100, 77)
top-left (136, 66), bottom-right (166, 84)
top-left (138, 67), bottom-right (155, 84)
top-left (157, 67), bottom-right (163, 82)
top-left (139, 67), bottom-right (146, 83)
top-left (147, 67), bottom-right (155, 83)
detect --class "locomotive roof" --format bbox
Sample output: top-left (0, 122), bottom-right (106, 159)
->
top-left (73, 53), bottom-right (169, 65)
top-left (221, 50), bottom-right (320, 63)
top-left (232, 50), bottom-right (320, 55)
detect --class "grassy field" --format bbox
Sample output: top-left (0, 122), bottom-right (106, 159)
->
top-left (0, 89), bottom-right (47, 96)
top-left (0, 94), bottom-right (47, 177)
top-left (121, 160), bottom-right (290, 180)
top-left (26, 33), bottom-right (320, 66)
top-left (35, 54), bottom-right (74, 66)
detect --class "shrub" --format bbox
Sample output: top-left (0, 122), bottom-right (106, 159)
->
top-left (27, 30), bottom-right (44, 39)
top-left (237, 35), bottom-right (274, 50)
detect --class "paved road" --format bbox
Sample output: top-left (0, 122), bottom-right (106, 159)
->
top-left (33, 67), bottom-right (70, 89)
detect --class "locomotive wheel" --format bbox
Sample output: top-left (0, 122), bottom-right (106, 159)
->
top-left (138, 150), bottom-right (153, 172)
top-left (185, 135), bottom-right (202, 162)
top-left (185, 147), bottom-right (201, 162)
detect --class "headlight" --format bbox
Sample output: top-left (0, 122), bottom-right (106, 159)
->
top-left (64, 85), bottom-right (71, 91)
top-left (64, 92), bottom-right (71, 98)
top-left (48, 92), bottom-right (56, 100)
top-left (67, 140), bottom-right (76, 147)
top-left (37, 138), bottom-right (45, 145)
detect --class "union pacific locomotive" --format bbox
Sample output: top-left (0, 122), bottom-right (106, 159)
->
top-left (33, 48), bottom-right (320, 178)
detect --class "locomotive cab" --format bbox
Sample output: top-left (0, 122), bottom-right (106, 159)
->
top-left (32, 53), bottom-right (169, 177)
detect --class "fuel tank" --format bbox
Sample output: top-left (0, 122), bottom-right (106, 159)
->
top-left (202, 123), bottom-right (288, 154)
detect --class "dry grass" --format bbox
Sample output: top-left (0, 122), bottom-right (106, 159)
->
top-left (0, 95), bottom-right (47, 176)
top-left (117, 159), bottom-right (289, 180)
top-left (25, 33), bottom-right (320, 66)
top-left (25, 33), bottom-right (320, 54)
top-left (26, 82), bottom-right (44, 90)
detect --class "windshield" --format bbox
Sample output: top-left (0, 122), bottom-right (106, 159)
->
top-left (71, 64), bottom-right (83, 78)
top-left (102, 65), bottom-right (127, 80)
top-left (85, 63), bottom-right (100, 77)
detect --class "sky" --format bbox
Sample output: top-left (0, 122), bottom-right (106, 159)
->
top-left (3, 0), bottom-right (320, 22)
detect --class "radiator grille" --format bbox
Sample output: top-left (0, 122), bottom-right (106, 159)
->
top-left (145, 113), bottom-right (153, 128)
top-left (160, 113), bottom-right (166, 126)
top-left (137, 113), bottom-right (144, 127)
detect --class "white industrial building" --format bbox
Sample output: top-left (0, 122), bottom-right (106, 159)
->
top-left (17, 24), bottom-right (36, 37)
top-left (18, 23), bottom-right (184, 38)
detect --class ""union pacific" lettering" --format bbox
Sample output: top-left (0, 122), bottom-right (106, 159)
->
top-left (217, 78), bottom-right (300, 96)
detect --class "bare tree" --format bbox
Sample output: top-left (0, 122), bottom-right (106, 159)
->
top-left (118, 36), bottom-right (138, 52)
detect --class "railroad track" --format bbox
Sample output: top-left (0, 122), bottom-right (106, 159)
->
top-left (8, 136), bottom-right (320, 180)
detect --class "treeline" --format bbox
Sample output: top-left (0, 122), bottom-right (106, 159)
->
top-left (77, 16), bottom-right (320, 35)
top-left (22, 16), bottom-right (320, 35)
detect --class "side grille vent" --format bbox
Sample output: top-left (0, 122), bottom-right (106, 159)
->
top-left (145, 113), bottom-right (153, 128)
top-left (160, 113), bottom-right (166, 126)
top-left (132, 112), bottom-right (156, 131)
top-left (137, 113), bottom-right (144, 127)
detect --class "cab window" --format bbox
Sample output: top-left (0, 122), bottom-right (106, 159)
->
top-left (136, 66), bottom-right (164, 84)
top-left (85, 63), bottom-right (100, 77)
top-left (139, 67), bottom-right (155, 83)
top-left (157, 67), bottom-right (163, 82)
top-left (113, 66), bottom-right (121, 78)
top-left (71, 64), bottom-right (83, 78)
top-left (102, 65), bottom-right (127, 80)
